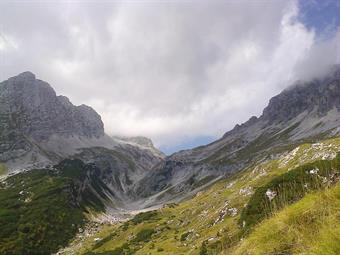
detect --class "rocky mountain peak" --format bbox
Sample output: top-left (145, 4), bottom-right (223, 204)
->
top-left (12, 71), bottom-right (36, 81)
top-left (261, 74), bottom-right (339, 124)
top-left (0, 72), bottom-right (106, 166)
top-left (57, 95), bottom-right (73, 107)
top-left (222, 68), bottom-right (340, 141)
top-left (113, 135), bottom-right (165, 158)
top-left (115, 136), bottom-right (154, 148)
top-left (0, 72), bottom-right (166, 172)
top-left (0, 72), bottom-right (104, 140)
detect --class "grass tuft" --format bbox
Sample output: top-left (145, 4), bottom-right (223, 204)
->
top-left (233, 185), bottom-right (340, 255)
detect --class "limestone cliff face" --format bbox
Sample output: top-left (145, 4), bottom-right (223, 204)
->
top-left (262, 73), bottom-right (340, 123)
top-left (0, 72), bottom-right (166, 209)
top-left (0, 72), bottom-right (107, 168)
top-left (134, 68), bottom-right (340, 206)
top-left (0, 72), bottom-right (104, 141)
top-left (1, 69), bottom-right (339, 209)
top-left (112, 136), bottom-right (165, 158)
top-left (0, 72), bottom-right (164, 174)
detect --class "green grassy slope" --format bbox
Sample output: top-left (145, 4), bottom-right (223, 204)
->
top-left (233, 185), bottom-right (340, 255)
top-left (240, 155), bottom-right (339, 231)
top-left (0, 159), bottom-right (112, 255)
top-left (0, 163), bottom-right (7, 176)
top-left (0, 169), bottom-right (84, 255)
top-left (71, 137), bottom-right (340, 255)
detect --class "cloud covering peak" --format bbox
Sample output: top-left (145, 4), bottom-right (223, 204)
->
top-left (0, 0), bottom-right (339, 153)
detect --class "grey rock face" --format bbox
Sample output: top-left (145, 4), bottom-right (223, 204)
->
top-left (112, 135), bottom-right (165, 158)
top-left (134, 67), bottom-right (340, 206)
top-left (0, 72), bottom-right (104, 142)
top-left (0, 73), bottom-right (160, 173)
top-left (1, 69), bottom-right (338, 210)
top-left (262, 76), bottom-right (340, 123)
top-left (0, 72), bottom-right (105, 166)
top-left (114, 136), bottom-right (154, 148)
top-left (72, 144), bottom-right (164, 205)
top-left (0, 72), bottom-right (166, 211)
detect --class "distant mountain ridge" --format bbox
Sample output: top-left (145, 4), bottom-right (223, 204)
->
top-left (0, 69), bottom-right (339, 255)
top-left (0, 72), bottom-right (164, 172)
top-left (0, 72), bottom-right (165, 212)
top-left (0, 68), bottom-right (339, 209)
top-left (113, 135), bottom-right (165, 158)
top-left (134, 67), bottom-right (340, 205)
top-left (0, 72), bottom-right (104, 139)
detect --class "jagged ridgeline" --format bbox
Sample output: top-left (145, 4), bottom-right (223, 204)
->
top-left (0, 68), bottom-right (339, 255)
top-left (133, 68), bottom-right (340, 205)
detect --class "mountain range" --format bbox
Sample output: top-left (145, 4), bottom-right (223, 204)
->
top-left (0, 68), bottom-right (339, 255)
top-left (133, 67), bottom-right (340, 205)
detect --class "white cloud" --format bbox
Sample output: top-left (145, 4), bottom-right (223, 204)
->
top-left (0, 0), bottom-right (339, 149)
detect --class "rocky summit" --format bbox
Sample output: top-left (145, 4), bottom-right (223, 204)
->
top-left (0, 72), bottom-right (105, 169)
top-left (1, 70), bottom-right (339, 204)
top-left (0, 72), bottom-right (164, 172)
top-left (0, 69), bottom-right (339, 255)
top-left (0, 71), bottom-right (165, 211)
top-left (133, 67), bottom-right (340, 205)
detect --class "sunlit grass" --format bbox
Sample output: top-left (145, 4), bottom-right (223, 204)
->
top-left (232, 185), bottom-right (340, 255)
top-left (0, 163), bottom-right (7, 176)
top-left (69, 137), bottom-right (340, 255)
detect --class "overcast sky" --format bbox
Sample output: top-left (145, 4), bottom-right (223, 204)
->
top-left (0, 0), bottom-right (339, 154)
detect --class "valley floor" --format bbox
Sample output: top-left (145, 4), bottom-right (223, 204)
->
top-left (58, 137), bottom-right (340, 255)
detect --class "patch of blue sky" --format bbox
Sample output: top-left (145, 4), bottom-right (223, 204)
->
top-left (160, 135), bottom-right (216, 155)
top-left (298, 0), bottom-right (340, 40)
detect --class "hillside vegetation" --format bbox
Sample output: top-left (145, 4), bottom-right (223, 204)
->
top-left (0, 159), bottom-right (113, 255)
top-left (64, 137), bottom-right (340, 255)
top-left (0, 163), bottom-right (7, 176)
top-left (240, 155), bottom-right (339, 231)
top-left (0, 170), bottom-right (84, 255)
top-left (234, 185), bottom-right (340, 255)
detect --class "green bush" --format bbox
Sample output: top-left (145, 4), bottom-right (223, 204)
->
top-left (180, 231), bottom-right (191, 241)
top-left (0, 170), bottom-right (84, 255)
top-left (133, 228), bottom-right (155, 243)
top-left (240, 154), bottom-right (339, 231)
top-left (121, 222), bottom-right (129, 231)
top-left (0, 159), bottom-right (111, 255)
top-left (199, 241), bottom-right (208, 255)
top-left (131, 211), bottom-right (158, 225)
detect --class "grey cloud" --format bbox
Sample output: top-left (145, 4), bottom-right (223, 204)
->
top-left (0, 0), bottom-right (339, 148)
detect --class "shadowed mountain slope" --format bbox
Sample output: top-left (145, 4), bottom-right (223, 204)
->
top-left (134, 68), bottom-right (340, 206)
